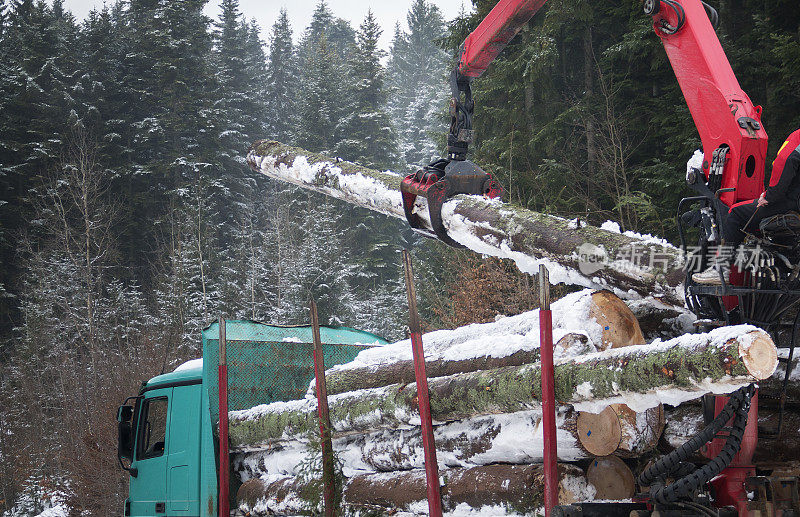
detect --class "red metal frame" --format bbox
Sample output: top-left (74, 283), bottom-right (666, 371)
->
top-left (654, 0), bottom-right (767, 206)
top-left (539, 307), bottom-right (558, 515)
top-left (310, 300), bottom-right (337, 517)
top-left (402, 250), bottom-right (444, 517)
top-left (704, 391), bottom-right (759, 516)
top-left (411, 331), bottom-right (444, 517)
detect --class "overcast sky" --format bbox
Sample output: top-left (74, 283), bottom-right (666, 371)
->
top-left (60, 0), bottom-right (469, 51)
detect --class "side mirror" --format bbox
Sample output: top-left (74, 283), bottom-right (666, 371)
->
top-left (117, 402), bottom-right (138, 477)
top-left (117, 405), bottom-right (133, 423)
top-left (117, 419), bottom-right (134, 460)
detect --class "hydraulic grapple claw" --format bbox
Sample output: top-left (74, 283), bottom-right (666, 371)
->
top-left (400, 159), bottom-right (504, 248)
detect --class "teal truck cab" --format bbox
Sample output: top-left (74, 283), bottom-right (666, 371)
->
top-left (115, 320), bottom-right (386, 517)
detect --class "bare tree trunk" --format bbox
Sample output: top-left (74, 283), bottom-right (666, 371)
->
top-left (584, 24), bottom-right (596, 216)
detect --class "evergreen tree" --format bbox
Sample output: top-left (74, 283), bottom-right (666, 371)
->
top-left (333, 11), bottom-right (398, 169)
top-left (265, 9), bottom-right (297, 143)
top-left (296, 33), bottom-right (344, 153)
top-left (387, 0), bottom-right (449, 168)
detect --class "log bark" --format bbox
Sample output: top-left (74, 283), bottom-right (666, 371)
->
top-left (232, 406), bottom-right (662, 475)
top-left (321, 290), bottom-right (643, 396)
top-left (247, 140), bottom-right (685, 302)
top-left (626, 296), bottom-right (697, 341)
top-left (663, 403), bottom-right (800, 465)
top-left (227, 327), bottom-right (776, 449)
top-left (236, 464), bottom-right (594, 514)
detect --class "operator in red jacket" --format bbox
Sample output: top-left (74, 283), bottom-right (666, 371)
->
top-left (693, 128), bottom-right (800, 284)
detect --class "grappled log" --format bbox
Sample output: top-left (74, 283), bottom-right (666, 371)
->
top-left (232, 406), bottom-right (663, 475)
top-left (247, 141), bottom-right (684, 302)
top-left (322, 290), bottom-right (645, 396)
top-left (235, 463), bottom-right (596, 514)
top-left (663, 403), bottom-right (800, 465)
top-left (227, 327), bottom-right (776, 449)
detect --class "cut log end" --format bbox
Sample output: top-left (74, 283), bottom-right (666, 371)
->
top-left (740, 330), bottom-right (779, 381)
top-left (589, 290), bottom-right (646, 350)
top-left (577, 406), bottom-right (622, 456)
top-left (586, 455), bottom-right (635, 500)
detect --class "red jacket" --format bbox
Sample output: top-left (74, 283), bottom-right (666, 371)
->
top-left (766, 128), bottom-right (800, 205)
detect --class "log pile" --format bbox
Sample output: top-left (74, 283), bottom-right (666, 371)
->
top-left (227, 290), bottom-right (785, 516)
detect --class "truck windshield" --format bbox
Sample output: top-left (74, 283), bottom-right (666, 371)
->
top-left (136, 396), bottom-right (168, 460)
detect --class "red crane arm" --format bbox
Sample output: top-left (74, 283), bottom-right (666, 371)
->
top-left (454, 0), bottom-right (769, 207)
top-left (458, 0), bottom-right (547, 78)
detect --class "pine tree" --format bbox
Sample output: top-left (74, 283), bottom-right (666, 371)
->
top-left (265, 9), bottom-right (297, 143)
top-left (387, 0), bottom-right (449, 168)
top-left (333, 11), bottom-right (398, 169)
top-left (296, 33), bottom-right (344, 153)
top-left (243, 19), bottom-right (269, 138)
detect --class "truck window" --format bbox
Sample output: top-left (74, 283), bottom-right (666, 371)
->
top-left (137, 397), bottom-right (168, 460)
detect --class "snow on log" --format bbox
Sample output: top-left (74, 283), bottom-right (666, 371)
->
top-left (247, 140), bottom-right (685, 302)
top-left (232, 405), bottom-right (662, 475)
top-left (320, 290), bottom-right (643, 396)
top-left (227, 325), bottom-right (776, 450)
top-left (235, 464), bottom-right (596, 515)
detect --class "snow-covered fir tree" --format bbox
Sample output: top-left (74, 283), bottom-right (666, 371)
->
top-left (387, 0), bottom-right (449, 168)
top-left (296, 33), bottom-right (345, 154)
top-left (333, 10), bottom-right (398, 170)
top-left (265, 8), bottom-right (297, 144)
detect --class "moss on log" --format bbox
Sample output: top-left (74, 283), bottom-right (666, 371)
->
top-left (232, 406), bottom-right (662, 473)
top-left (247, 140), bottom-right (685, 302)
top-left (227, 327), bottom-right (775, 449)
top-left (235, 463), bottom-right (593, 514)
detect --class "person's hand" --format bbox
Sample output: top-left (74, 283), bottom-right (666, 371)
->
top-left (757, 192), bottom-right (769, 208)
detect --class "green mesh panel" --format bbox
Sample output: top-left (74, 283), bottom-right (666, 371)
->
top-left (202, 320), bottom-right (386, 424)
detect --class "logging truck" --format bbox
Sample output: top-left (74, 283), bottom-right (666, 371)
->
top-left (115, 320), bottom-right (386, 517)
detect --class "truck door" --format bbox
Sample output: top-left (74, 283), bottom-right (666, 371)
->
top-left (166, 384), bottom-right (201, 515)
top-left (129, 388), bottom-right (171, 517)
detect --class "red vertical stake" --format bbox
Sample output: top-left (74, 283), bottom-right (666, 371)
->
top-left (310, 299), bottom-right (336, 517)
top-left (539, 265), bottom-right (558, 516)
top-left (218, 316), bottom-right (230, 517)
top-left (402, 250), bottom-right (444, 517)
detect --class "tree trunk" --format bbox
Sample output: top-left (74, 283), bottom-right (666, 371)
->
top-left (247, 141), bottom-right (685, 302)
top-left (227, 327), bottom-right (776, 449)
top-left (235, 464), bottom-right (594, 515)
top-left (232, 406), bottom-right (662, 474)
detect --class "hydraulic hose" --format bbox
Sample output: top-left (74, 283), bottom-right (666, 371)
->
top-left (638, 384), bottom-right (755, 504)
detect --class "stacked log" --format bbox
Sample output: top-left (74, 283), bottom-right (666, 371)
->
top-left (228, 290), bottom-right (784, 515)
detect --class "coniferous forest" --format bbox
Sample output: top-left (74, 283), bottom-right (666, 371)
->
top-left (0, 0), bottom-right (798, 514)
